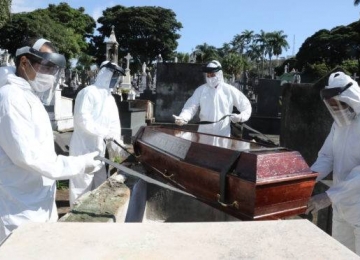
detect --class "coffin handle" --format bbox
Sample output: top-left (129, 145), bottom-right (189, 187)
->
top-left (217, 194), bottom-right (239, 209)
top-left (160, 169), bottom-right (175, 179)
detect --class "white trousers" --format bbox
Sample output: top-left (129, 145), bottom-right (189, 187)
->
top-left (332, 207), bottom-right (360, 255)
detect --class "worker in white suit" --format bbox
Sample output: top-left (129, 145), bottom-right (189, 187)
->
top-left (173, 60), bottom-right (252, 137)
top-left (69, 61), bottom-right (126, 207)
top-left (307, 71), bottom-right (360, 255)
top-left (0, 38), bottom-right (100, 243)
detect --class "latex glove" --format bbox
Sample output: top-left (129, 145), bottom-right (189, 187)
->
top-left (229, 113), bottom-right (242, 123)
top-left (305, 192), bottom-right (331, 215)
top-left (80, 151), bottom-right (102, 174)
top-left (173, 115), bottom-right (188, 126)
top-left (105, 135), bottom-right (114, 142)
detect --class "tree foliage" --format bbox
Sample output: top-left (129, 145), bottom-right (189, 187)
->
top-left (94, 5), bottom-right (182, 70)
top-left (0, 2), bottom-right (96, 62)
top-left (0, 0), bottom-right (11, 29)
top-left (296, 21), bottom-right (360, 74)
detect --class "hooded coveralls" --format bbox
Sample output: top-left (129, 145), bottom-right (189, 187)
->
top-left (179, 80), bottom-right (252, 137)
top-left (0, 69), bottom-right (91, 242)
top-left (311, 73), bottom-right (360, 254)
top-left (69, 70), bottom-right (122, 206)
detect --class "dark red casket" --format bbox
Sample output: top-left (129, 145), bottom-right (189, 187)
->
top-left (133, 126), bottom-right (318, 220)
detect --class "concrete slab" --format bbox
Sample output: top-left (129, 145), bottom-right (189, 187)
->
top-left (0, 220), bottom-right (358, 260)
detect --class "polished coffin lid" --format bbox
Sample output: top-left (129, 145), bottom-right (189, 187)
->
top-left (134, 126), bottom-right (314, 182)
top-left (133, 126), bottom-right (317, 220)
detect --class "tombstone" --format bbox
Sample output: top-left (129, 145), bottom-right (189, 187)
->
top-left (106, 26), bottom-right (119, 64)
top-left (244, 79), bottom-right (283, 136)
top-left (112, 95), bottom-right (147, 144)
top-left (154, 63), bottom-right (204, 123)
top-left (45, 82), bottom-right (74, 132)
top-left (140, 62), bottom-right (147, 92)
top-left (121, 53), bottom-right (132, 88)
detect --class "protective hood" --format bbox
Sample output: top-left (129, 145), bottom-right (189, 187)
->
top-left (203, 60), bottom-right (224, 88)
top-left (94, 61), bottom-right (125, 92)
top-left (322, 72), bottom-right (360, 115)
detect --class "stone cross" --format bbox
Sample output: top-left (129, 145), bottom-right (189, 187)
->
top-left (124, 53), bottom-right (132, 69)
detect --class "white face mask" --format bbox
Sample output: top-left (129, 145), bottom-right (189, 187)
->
top-left (26, 61), bottom-right (55, 93)
top-left (206, 76), bottom-right (220, 88)
top-left (332, 107), bottom-right (356, 127)
top-left (28, 73), bottom-right (55, 93)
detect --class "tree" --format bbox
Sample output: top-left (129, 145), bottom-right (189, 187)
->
top-left (175, 52), bottom-right (190, 63)
top-left (0, 3), bottom-right (96, 62)
top-left (221, 53), bottom-right (243, 78)
top-left (266, 30), bottom-right (289, 75)
top-left (355, 0), bottom-right (360, 5)
top-left (194, 43), bottom-right (219, 63)
top-left (0, 0), bottom-right (11, 29)
top-left (95, 5), bottom-right (182, 71)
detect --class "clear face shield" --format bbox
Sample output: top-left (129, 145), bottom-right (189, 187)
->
top-left (16, 46), bottom-right (66, 105)
top-left (320, 82), bottom-right (356, 127)
top-left (32, 60), bottom-right (63, 105)
top-left (109, 70), bottom-right (123, 90)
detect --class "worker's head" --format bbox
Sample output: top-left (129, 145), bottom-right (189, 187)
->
top-left (202, 60), bottom-right (223, 88)
top-left (15, 38), bottom-right (66, 105)
top-left (95, 61), bottom-right (125, 92)
top-left (320, 72), bottom-right (360, 126)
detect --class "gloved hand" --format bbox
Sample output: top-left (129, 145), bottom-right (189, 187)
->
top-left (305, 192), bottom-right (332, 215)
top-left (229, 113), bottom-right (242, 123)
top-left (105, 135), bottom-right (114, 142)
top-left (80, 151), bottom-right (102, 174)
top-left (173, 115), bottom-right (188, 126)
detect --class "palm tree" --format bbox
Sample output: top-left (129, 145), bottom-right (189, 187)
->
top-left (254, 30), bottom-right (268, 77)
top-left (355, 0), bottom-right (360, 6)
top-left (194, 43), bottom-right (219, 63)
top-left (246, 43), bottom-right (262, 76)
top-left (266, 31), bottom-right (289, 76)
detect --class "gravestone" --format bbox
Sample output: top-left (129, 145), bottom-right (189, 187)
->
top-left (244, 79), bottom-right (283, 135)
top-left (155, 63), bottom-right (204, 123)
top-left (113, 94), bottom-right (146, 144)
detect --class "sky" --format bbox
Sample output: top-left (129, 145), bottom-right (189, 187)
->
top-left (11, 0), bottom-right (360, 58)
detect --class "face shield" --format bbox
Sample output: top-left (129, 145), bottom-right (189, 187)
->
top-left (95, 61), bottom-right (125, 92)
top-left (16, 46), bottom-right (66, 105)
top-left (320, 82), bottom-right (356, 127)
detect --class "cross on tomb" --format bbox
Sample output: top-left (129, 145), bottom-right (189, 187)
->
top-left (124, 53), bottom-right (132, 70)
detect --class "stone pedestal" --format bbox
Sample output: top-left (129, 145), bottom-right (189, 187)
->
top-left (1, 220), bottom-right (358, 259)
top-left (113, 95), bottom-right (146, 144)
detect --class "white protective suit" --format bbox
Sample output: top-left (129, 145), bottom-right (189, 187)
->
top-left (178, 66), bottom-right (252, 137)
top-left (69, 64), bottom-right (124, 206)
top-left (0, 68), bottom-right (97, 243)
top-left (311, 72), bottom-right (360, 254)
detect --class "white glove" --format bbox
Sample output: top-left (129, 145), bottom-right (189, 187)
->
top-left (105, 136), bottom-right (114, 142)
top-left (305, 192), bottom-right (331, 215)
top-left (229, 113), bottom-right (242, 123)
top-left (80, 151), bottom-right (102, 174)
top-left (173, 115), bottom-right (188, 126)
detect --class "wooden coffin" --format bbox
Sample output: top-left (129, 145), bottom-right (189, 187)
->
top-left (133, 126), bottom-right (318, 220)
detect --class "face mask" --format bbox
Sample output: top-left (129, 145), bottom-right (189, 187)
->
top-left (28, 73), bottom-right (55, 93)
top-left (206, 76), bottom-right (220, 88)
top-left (27, 61), bottom-right (55, 93)
top-left (332, 107), bottom-right (356, 127)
